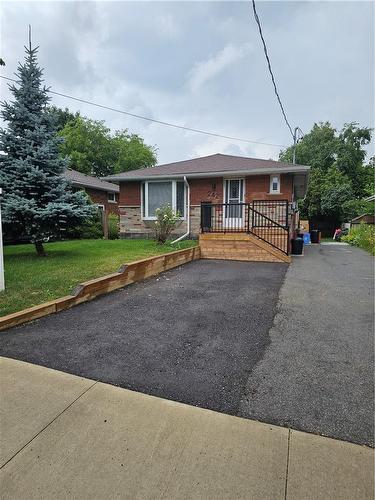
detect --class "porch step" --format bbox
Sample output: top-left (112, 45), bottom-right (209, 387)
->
top-left (199, 233), bottom-right (291, 263)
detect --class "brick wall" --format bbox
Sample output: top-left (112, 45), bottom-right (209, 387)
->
top-left (85, 188), bottom-right (119, 215)
top-left (245, 174), bottom-right (293, 202)
top-left (118, 174), bottom-right (294, 238)
top-left (189, 177), bottom-right (223, 204)
top-left (119, 181), bottom-right (141, 206)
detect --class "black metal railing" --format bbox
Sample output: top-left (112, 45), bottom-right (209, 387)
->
top-left (200, 202), bottom-right (290, 255)
top-left (252, 199), bottom-right (289, 227)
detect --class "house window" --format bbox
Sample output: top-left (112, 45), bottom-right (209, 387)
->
top-left (176, 181), bottom-right (185, 215)
top-left (142, 180), bottom-right (185, 219)
top-left (270, 175), bottom-right (280, 194)
top-left (108, 192), bottom-right (116, 202)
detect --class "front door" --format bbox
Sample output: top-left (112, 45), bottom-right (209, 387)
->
top-left (224, 179), bottom-right (244, 229)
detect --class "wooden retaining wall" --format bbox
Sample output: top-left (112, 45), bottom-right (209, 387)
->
top-left (0, 246), bottom-right (201, 332)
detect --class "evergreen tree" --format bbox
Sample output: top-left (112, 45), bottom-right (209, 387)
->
top-left (0, 44), bottom-right (94, 256)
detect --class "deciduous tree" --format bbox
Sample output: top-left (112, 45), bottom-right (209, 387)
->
top-left (280, 122), bottom-right (373, 224)
top-left (59, 116), bottom-right (157, 177)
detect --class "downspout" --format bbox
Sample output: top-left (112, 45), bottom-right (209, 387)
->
top-left (171, 176), bottom-right (190, 244)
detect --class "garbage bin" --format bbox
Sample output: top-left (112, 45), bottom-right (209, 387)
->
top-left (291, 237), bottom-right (304, 255)
top-left (303, 232), bottom-right (311, 245)
top-left (310, 230), bottom-right (321, 244)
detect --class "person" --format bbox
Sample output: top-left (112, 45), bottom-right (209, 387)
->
top-left (333, 227), bottom-right (342, 241)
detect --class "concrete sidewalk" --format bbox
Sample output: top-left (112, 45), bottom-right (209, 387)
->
top-left (1, 357), bottom-right (374, 500)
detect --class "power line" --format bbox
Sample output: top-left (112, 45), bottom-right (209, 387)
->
top-left (0, 75), bottom-right (287, 148)
top-left (251, 0), bottom-right (294, 139)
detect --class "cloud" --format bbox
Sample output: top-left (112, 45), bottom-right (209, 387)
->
top-left (155, 14), bottom-right (181, 40)
top-left (0, 1), bottom-right (373, 166)
top-left (187, 42), bottom-right (252, 93)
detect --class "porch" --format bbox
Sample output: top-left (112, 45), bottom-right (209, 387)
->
top-left (199, 200), bottom-right (292, 263)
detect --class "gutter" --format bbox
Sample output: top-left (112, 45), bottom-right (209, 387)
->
top-left (171, 176), bottom-right (190, 245)
top-left (104, 166), bottom-right (310, 182)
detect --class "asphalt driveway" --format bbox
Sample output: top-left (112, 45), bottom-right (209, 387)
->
top-left (0, 260), bottom-right (287, 415)
top-left (239, 244), bottom-right (374, 447)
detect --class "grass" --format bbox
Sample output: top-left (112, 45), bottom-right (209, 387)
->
top-left (0, 239), bottom-right (197, 317)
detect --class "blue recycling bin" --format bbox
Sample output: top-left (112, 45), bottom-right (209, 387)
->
top-left (303, 232), bottom-right (311, 245)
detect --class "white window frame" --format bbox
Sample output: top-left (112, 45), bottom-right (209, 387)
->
top-left (108, 192), bottom-right (117, 203)
top-left (142, 180), bottom-right (186, 220)
top-left (269, 174), bottom-right (281, 194)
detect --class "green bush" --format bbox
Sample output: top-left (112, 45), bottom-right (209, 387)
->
top-left (342, 223), bottom-right (375, 255)
top-left (153, 204), bottom-right (181, 244)
top-left (108, 214), bottom-right (119, 239)
top-left (66, 211), bottom-right (104, 240)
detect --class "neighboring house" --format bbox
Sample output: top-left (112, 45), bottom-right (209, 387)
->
top-left (350, 214), bottom-right (375, 227)
top-left (105, 153), bottom-right (310, 262)
top-left (349, 194), bottom-right (375, 228)
top-left (64, 168), bottom-right (119, 221)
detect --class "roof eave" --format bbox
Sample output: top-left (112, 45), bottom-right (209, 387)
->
top-left (70, 180), bottom-right (119, 193)
top-left (105, 166), bottom-right (310, 182)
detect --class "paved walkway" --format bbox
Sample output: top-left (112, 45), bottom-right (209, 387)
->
top-left (1, 357), bottom-right (373, 500)
top-left (239, 244), bottom-right (375, 446)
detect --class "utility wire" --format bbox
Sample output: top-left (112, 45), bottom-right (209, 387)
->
top-left (251, 0), bottom-right (294, 139)
top-left (0, 74), bottom-right (287, 148)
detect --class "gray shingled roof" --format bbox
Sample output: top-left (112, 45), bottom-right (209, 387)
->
top-left (104, 153), bottom-right (310, 181)
top-left (64, 168), bottom-right (119, 193)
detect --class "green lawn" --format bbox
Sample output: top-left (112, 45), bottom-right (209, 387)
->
top-left (0, 239), bottom-right (197, 317)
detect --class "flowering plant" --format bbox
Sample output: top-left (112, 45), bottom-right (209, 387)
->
top-left (153, 204), bottom-right (181, 244)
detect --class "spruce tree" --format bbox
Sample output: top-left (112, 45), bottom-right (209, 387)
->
top-left (0, 43), bottom-right (94, 256)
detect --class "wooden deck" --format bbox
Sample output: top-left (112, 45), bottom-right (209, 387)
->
top-left (199, 233), bottom-right (291, 263)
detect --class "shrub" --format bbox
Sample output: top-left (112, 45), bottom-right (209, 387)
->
top-left (108, 214), bottom-right (119, 239)
top-left (342, 223), bottom-right (375, 255)
top-left (65, 211), bottom-right (104, 240)
top-left (153, 204), bottom-right (181, 244)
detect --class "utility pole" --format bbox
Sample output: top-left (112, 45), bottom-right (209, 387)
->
top-left (292, 127), bottom-right (304, 164)
top-left (292, 126), bottom-right (298, 164)
top-left (0, 188), bottom-right (4, 291)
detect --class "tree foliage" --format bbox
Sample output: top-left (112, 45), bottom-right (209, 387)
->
top-left (279, 122), bottom-right (374, 223)
top-left (111, 130), bottom-right (157, 174)
top-left (48, 105), bottom-right (80, 132)
top-left (59, 116), bottom-right (115, 177)
top-left (58, 115), bottom-right (157, 177)
top-left (0, 45), bottom-right (95, 256)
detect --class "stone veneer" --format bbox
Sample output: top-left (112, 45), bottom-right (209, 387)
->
top-left (119, 205), bottom-right (201, 239)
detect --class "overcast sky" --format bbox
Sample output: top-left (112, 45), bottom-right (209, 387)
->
top-left (1, 1), bottom-right (374, 165)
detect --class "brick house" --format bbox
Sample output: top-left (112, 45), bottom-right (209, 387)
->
top-left (64, 168), bottom-right (119, 223)
top-left (105, 153), bottom-right (310, 262)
